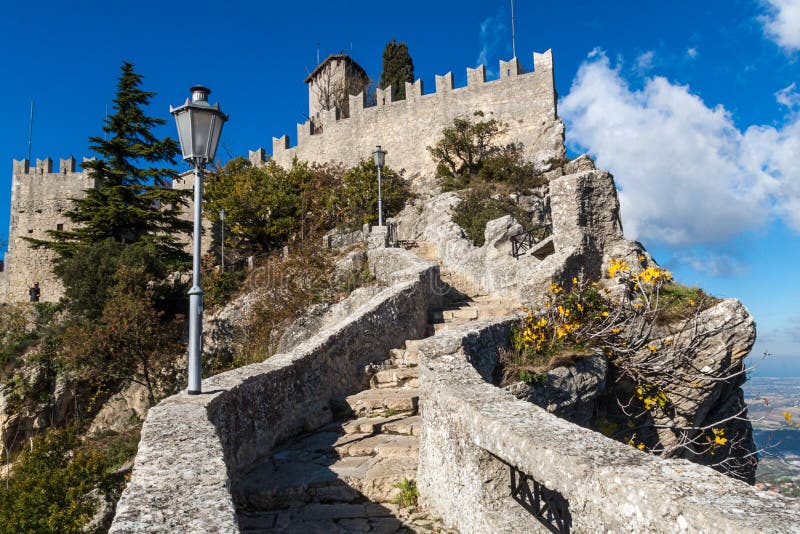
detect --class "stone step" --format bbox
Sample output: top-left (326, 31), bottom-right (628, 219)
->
top-left (383, 415), bottom-right (420, 437)
top-left (336, 387), bottom-right (419, 418)
top-left (236, 452), bottom-right (420, 510)
top-left (337, 433), bottom-right (419, 459)
top-left (443, 308), bottom-right (479, 320)
top-left (384, 348), bottom-right (419, 368)
top-left (370, 367), bottom-right (419, 389)
top-left (239, 502), bottom-right (454, 534)
top-left (404, 339), bottom-right (425, 351)
top-left (340, 414), bottom-right (409, 436)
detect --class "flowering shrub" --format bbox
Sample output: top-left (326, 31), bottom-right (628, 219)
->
top-left (505, 258), bottom-right (751, 479)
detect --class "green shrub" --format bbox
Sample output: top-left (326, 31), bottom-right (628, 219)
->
top-left (0, 428), bottom-right (117, 534)
top-left (203, 269), bottom-right (245, 310)
top-left (452, 186), bottom-right (534, 246)
top-left (391, 477), bottom-right (419, 508)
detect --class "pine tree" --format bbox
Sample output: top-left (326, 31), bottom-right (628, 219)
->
top-left (378, 39), bottom-right (414, 101)
top-left (43, 62), bottom-right (191, 268)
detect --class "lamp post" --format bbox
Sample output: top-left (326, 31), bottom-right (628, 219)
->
top-left (171, 86), bottom-right (228, 395)
top-left (373, 146), bottom-right (386, 226)
top-left (219, 208), bottom-right (226, 274)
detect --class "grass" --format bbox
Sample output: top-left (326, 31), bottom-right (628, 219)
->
top-left (392, 477), bottom-right (419, 508)
top-left (656, 283), bottom-right (720, 324)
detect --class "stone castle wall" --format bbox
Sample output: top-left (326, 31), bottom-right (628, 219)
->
top-left (1, 157), bottom-right (95, 302)
top-left (270, 51), bottom-right (565, 181)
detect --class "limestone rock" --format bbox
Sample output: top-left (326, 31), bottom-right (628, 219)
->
top-left (507, 354), bottom-right (607, 427)
top-left (88, 381), bottom-right (150, 436)
top-left (0, 349), bottom-right (80, 457)
top-left (277, 285), bottom-right (385, 354)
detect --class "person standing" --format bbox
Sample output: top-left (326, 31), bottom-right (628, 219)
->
top-left (29, 282), bottom-right (40, 302)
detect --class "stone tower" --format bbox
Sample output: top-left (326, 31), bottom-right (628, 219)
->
top-left (305, 54), bottom-right (369, 123)
top-left (0, 157), bottom-right (96, 302)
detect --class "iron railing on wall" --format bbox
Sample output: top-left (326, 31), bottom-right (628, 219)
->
top-left (510, 223), bottom-right (552, 259)
top-left (510, 465), bottom-right (572, 533)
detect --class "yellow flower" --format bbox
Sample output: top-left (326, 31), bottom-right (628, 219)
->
top-left (601, 311), bottom-right (609, 317)
top-left (550, 282), bottom-right (563, 294)
top-left (712, 428), bottom-right (728, 446)
top-left (784, 412), bottom-right (794, 425)
top-left (647, 345), bottom-right (658, 353)
top-left (577, 303), bottom-right (584, 312)
top-left (572, 277), bottom-right (578, 285)
top-left (607, 258), bottom-right (630, 278)
top-left (636, 442), bottom-right (645, 450)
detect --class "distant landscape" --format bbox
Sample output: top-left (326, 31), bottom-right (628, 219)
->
top-left (743, 376), bottom-right (800, 498)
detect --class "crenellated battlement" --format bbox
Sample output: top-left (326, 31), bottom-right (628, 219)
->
top-left (267, 50), bottom-right (565, 182)
top-left (12, 156), bottom-right (89, 177)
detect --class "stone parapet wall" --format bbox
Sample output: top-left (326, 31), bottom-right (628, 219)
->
top-left (416, 318), bottom-right (800, 533)
top-left (270, 51), bottom-right (565, 182)
top-left (110, 247), bottom-right (440, 533)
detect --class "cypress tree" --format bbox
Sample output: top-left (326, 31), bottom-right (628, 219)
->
top-left (378, 39), bottom-right (414, 100)
top-left (42, 62), bottom-right (191, 268)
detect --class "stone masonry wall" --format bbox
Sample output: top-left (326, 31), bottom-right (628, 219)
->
top-left (270, 51), bottom-right (565, 182)
top-left (417, 318), bottom-right (800, 533)
top-left (110, 247), bottom-right (440, 532)
top-left (1, 157), bottom-right (95, 302)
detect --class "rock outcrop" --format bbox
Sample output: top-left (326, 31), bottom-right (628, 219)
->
top-left (394, 155), bottom-right (759, 482)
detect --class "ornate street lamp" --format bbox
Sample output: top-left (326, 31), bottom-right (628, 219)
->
top-left (219, 208), bottom-right (226, 274)
top-left (171, 86), bottom-right (228, 395)
top-left (373, 146), bottom-right (386, 226)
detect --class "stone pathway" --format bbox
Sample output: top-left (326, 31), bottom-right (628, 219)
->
top-left (234, 242), bottom-right (514, 533)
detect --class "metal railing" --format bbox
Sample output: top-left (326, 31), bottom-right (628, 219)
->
top-left (510, 465), bottom-right (572, 533)
top-left (510, 223), bottom-right (552, 259)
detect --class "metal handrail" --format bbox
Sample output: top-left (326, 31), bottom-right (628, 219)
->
top-left (510, 223), bottom-right (552, 259)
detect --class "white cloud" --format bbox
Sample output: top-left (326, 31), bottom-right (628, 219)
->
top-left (635, 51), bottom-right (655, 73)
top-left (760, 0), bottom-right (800, 51)
top-left (686, 47), bottom-right (699, 59)
top-left (776, 82), bottom-right (800, 109)
top-left (560, 51), bottom-right (800, 247)
top-left (476, 9), bottom-right (507, 77)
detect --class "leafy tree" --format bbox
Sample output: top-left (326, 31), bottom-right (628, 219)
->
top-left (205, 158), bottom-right (410, 256)
top-left (54, 239), bottom-right (185, 321)
top-left (427, 111), bottom-right (506, 184)
top-left (40, 62), bottom-right (190, 268)
top-left (61, 285), bottom-right (182, 407)
top-left (331, 159), bottom-right (411, 227)
top-left (204, 158), bottom-right (308, 255)
top-left (0, 428), bottom-right (113, 534)
top-left (378, 39), bottom-right (414, 100)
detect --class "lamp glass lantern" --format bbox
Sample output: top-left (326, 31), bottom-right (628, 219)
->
top-left (170, 85), bottom-right (228, 165)
top-left (373, 145), bottom-right (386, 169)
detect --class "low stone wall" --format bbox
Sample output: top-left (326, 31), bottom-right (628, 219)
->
top-left (417, 318), bottom-right (800, 533)
top-left (110, 247), bottom-right (440, 533)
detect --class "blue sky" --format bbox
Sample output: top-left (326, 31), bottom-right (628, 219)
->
top-left (0, 1), bottom-right (798, 374)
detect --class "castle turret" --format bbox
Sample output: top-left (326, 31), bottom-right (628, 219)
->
top-left (1, 157), bottom-right (95, 302)
top-left (305, 54), bottom-right (369, 122)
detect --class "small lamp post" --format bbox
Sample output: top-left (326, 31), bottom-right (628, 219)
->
top-left (219, 208), bottom-right (226, 274)
top-left (171, 86), bottom-right (228, 395)
top-left (373, 146), bottom-right (386, 226)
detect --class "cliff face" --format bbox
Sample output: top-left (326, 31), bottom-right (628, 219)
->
top-left (394, 155), bottom-right (758, 482)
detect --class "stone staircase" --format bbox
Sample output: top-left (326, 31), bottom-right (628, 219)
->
top-left (234, 243), bottom-right (514, 533)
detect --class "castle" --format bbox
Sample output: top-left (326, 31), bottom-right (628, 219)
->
top-left (1, 50), bottom-right (563, 303)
